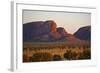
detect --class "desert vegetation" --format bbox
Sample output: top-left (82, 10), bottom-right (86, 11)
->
top-left (23, 43), bottom-right (91, 62)
top-left (29, 52), bottom-right (52, 62)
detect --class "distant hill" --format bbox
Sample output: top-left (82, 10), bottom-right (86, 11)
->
top-left (74, 26), bottom-right (91, 41)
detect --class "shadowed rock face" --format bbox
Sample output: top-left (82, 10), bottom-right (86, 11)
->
top-left (57, 27), bottom-right (68, 37)
top-left (23, 21), bottom-right (51, 37)
top-left (74, 26), bottom-right (91, 41)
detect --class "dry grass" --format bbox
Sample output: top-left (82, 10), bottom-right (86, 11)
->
top-left (23, 46), bottom-right (91, 62)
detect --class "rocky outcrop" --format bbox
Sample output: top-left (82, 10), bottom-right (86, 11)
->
top-left (57, 27), bottom-right (68, 37)
top-left (74, 26), bottom-right (91, 41)
top-left (23, 20), bottom-right (90, 45)
top-left (23, 20), bottom-right (62, 41)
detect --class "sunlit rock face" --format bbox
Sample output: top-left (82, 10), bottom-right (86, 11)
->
top-left (44, 20), bottom-right (57, 33)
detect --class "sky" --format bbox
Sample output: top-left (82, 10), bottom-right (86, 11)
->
top-left (23, 10), bottom-right (91, 34)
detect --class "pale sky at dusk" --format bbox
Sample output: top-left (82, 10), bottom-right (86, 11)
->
top-left (23, 10), bottom-right (91, 34)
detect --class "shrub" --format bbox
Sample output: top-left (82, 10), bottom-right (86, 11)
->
top-left (31, 52), bottom-right (52, 62)
top-left (23, 54), bottom-right (29, 62)
top-left (63, 50), bottom-right (77, 60)
top-left (52, 55), bottom-right (62, 61)
top-left (78, 49), bottom-right (91, 59)
top-left (71, 52), bottom-right (77, 60)
top-left (64, 50), bottom-right (72, 60)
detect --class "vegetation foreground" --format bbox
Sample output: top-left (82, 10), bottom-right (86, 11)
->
top-left (23, 42), bottom-right (91, 62)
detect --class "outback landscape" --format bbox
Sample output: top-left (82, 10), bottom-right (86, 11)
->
top-left (23, 20), bottom-right (91, 62)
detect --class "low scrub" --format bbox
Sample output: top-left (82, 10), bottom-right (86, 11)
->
top-left (52, 55), bottom-right (62, 61)
top-left (30, 52), bottom-right (52, 62)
